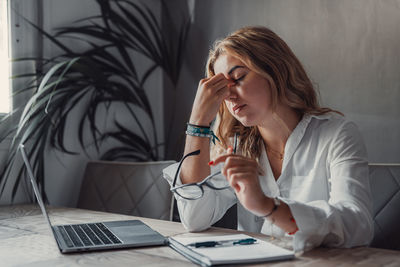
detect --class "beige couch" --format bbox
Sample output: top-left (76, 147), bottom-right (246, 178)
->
top-left (77, 160), bottom-right (175, 221)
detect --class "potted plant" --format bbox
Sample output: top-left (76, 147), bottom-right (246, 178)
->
top-left (0, 0), bottom-right (190, 202)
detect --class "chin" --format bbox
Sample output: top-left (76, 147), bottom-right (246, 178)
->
top-left (236, 118), bottom-right (255, 127)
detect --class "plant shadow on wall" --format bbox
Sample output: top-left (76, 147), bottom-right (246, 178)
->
top-left (0, 0), bottom-right (190, 202)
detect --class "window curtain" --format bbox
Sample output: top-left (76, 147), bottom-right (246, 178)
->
top-left (0, 0), bottom-right (43, 205)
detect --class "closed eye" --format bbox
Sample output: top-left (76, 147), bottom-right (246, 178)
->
top-left (232, 75), bottom-right (245, 83)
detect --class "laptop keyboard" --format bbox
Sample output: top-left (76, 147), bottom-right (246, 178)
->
top-left (58, 223), bottom-right (122, 248)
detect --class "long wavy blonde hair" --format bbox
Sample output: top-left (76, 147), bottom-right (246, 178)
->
top-left (207, 26), bottom-right (340, 160)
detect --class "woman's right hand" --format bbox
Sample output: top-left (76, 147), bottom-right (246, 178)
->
top-left (189, 73), bottom-right (234, 125)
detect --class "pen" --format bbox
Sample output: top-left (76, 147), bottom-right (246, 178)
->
top-left (188, 238), bottom-right (256, 248)
top-left (233, 132), bottom-right (238, 154)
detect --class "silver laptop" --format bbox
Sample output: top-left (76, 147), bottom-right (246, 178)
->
top-left (19, 144), bottom-right (167, 253)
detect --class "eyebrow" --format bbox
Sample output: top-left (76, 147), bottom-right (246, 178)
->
top-left (228, 65), bottom-right (245, 76)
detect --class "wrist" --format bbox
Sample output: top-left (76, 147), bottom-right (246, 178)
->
top-left (189, 114), bottom-right (213, 127)
top-left (251, 196), bottom-right (273, 217)
top-left (261, 197), bottom-right (280, 218)
top-left (187, 122), bottom-right (210, 128)
top-left (188, 120), bottom-right (211, 127)
top-left (186, 123), bottom-right (220, 144)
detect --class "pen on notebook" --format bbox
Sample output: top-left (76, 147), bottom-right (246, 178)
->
top-left (188, 238), bottom-right (256, 248)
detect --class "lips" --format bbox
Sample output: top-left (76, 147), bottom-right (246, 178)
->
top-left (233, 104), bottom-right (246, 115)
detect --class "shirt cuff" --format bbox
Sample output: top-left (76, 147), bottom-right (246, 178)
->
top-left (281, 197), bottom-right (334, 253)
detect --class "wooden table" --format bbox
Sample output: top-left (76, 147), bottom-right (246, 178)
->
top-left (0, 204), bottom-right (399, 266)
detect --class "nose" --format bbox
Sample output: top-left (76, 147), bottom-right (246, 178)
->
top-left (226, 84), bottom-right (239, 102)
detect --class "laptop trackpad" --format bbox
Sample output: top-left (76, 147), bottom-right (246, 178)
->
top-left (104, 220), bottom-right (166, 244)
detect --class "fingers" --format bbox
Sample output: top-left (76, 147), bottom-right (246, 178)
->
top-left (212, 154), bottom-right (256, 170)
top-left (201, 73), bottom-right (234, 97)
top-left (211, 154), bottom-right (230, 165)
top-left (199, 73), bottom-right (224, 87)
top-left (213, 153), bottom-right (264, 176)
top-left (226, 168), bottom-right (255, 194)
top-left (203, 73), bottom-right (227, 85)
top-left (210, 152), bottom-right (262, 186)
top-left (226, 166), bottom-right (255, 178)
top-left (191, 74), bottom-right (234, 125)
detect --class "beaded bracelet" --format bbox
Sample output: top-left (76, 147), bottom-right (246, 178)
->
top-left (186, 123), bottom-right (220, 144)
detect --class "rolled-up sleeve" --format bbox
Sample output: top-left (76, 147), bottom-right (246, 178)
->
top-left (282, 121), bottom-right (374, 252)
top-left (163, 163), bottom-right (237, 231)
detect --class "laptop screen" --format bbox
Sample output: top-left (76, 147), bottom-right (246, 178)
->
top-left (20, 144), bottom-right (55, 231)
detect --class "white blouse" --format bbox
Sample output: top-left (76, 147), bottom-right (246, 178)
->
top-left (163, 113), bottom-right (374, 252)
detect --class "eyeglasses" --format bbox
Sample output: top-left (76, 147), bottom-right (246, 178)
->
top-left (170, 149), bottom-right (231, 200)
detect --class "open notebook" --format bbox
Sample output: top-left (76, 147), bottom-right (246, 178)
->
top-left (169, 233), bottom-right (294, 266)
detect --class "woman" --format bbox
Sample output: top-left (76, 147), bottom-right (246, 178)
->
top-left (163, 26), bottom-right (373, 252)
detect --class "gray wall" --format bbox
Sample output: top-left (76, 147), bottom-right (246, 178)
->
top-left (170, 0), bottom-right (400, 163)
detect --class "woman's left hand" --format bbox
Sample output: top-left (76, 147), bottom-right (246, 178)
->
top-left (211, 149), bottom-right (270, 216)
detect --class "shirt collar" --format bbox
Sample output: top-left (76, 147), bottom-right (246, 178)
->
top-left (279, 113), bottom-right (331, 178)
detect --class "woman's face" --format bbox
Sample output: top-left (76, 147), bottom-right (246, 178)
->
top-left (213, 53), bottom-right (273, 127)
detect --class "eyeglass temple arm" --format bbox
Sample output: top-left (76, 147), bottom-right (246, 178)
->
top-left (172, 149), bottom-right (201, 187)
